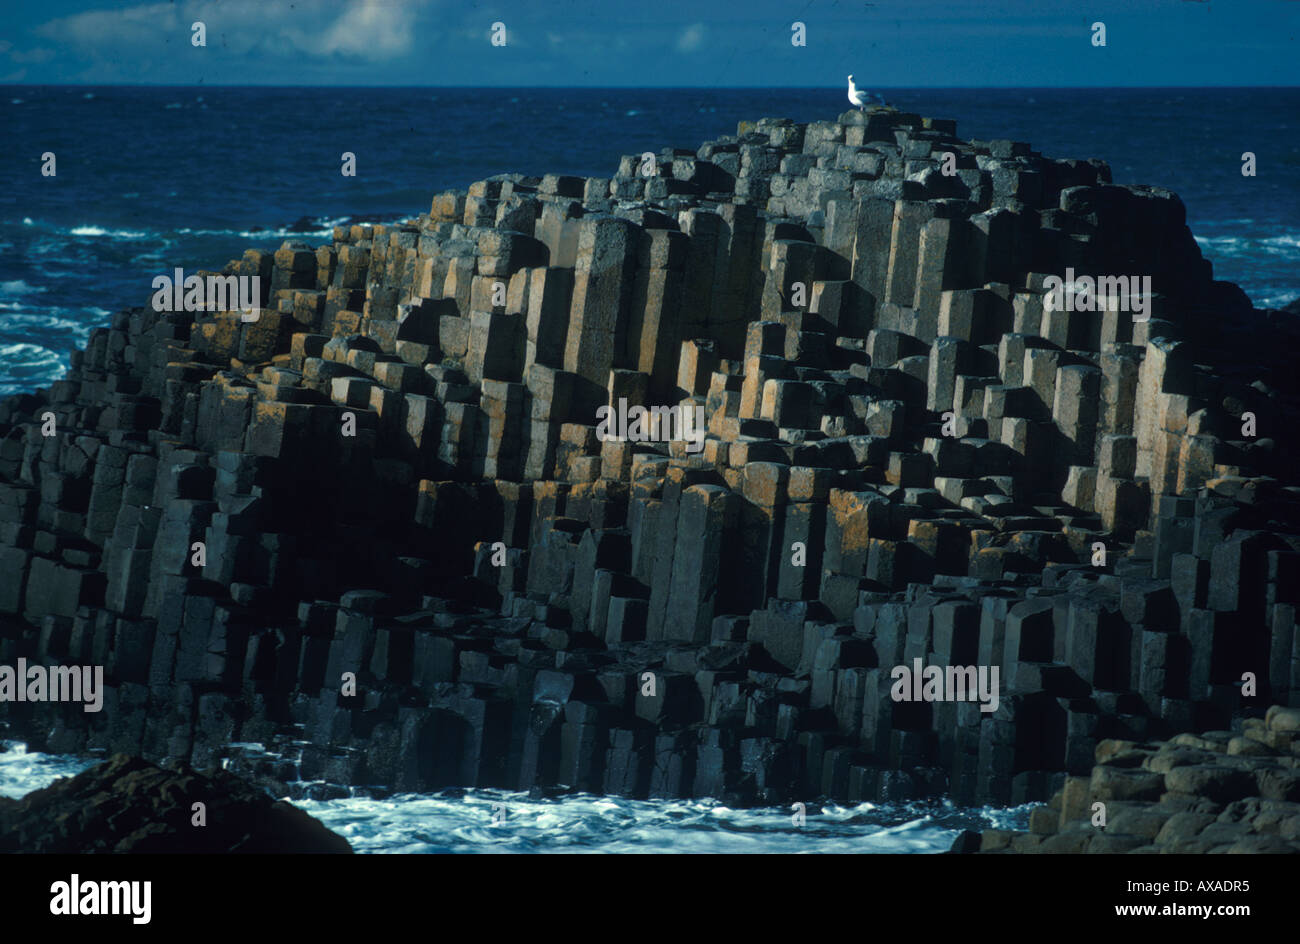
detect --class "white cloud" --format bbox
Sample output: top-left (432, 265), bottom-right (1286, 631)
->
top-left (37, 3), bottom-right (181, 47)
top-left (676, 23), bottom-right (706, 53)
top-left (288, 0), bottom-right (427, 58)
top-left (34, 0), bottom-right (434, 62)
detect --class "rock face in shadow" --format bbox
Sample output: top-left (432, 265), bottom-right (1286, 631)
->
top-left (1, 108), bottom-right (1299, 812)
top-left (0, 753), bottom-right (352, 853)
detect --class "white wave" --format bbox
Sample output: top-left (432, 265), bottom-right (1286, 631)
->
top-left (175, 225), bottom-right (337, 240)
top-left (1259, 291), bottom-right (1299, 309)
top-left (0, 741), bottom-right (1031, 853)
top-left (0, 341), bottom-right (58, 358)
top-left (69, 225), bottom-right (148, 239)
top-left (1194, 232), bottom-right (1300, 255)
top-left (1194, 234), bottom-right (1246, 248)
top-left (0, 743), bottom-right (96, 799)
top-left (1195, 235), bottom-right (1299, 267)
top-left (0, 279), bottom-right (45, 296)
top-left (291, 789), bottom-right (1030, 855)
top-left (237, 229), bottom-right (331, 240)
top-left (0, 310), bottom-right (100, 340)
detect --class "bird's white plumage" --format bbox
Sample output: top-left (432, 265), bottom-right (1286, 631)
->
top-left (847, 74), bottom-right (869, 110)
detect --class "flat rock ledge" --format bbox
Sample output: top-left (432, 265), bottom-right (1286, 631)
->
top-left (0, 752), bottom-right (352, 853)
top-left (951, 704), bottom-right (1300, 853)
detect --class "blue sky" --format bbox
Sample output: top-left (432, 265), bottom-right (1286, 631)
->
top-left (0, 0), bottom-right (1296, 87)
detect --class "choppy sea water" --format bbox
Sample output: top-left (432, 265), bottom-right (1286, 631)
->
top-left (0, 742), bottom-right (1030, 853)
top-left (0, 741), bottom-right (97, 800)
top-left (1, 86), bottom-right (1297, 397)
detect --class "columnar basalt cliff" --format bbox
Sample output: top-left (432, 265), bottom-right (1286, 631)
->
top-left (2, 108), bottom-right (1299, 809)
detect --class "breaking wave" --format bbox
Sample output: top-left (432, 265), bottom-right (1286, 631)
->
top-left (0, 742), bottom-right (1029, 854)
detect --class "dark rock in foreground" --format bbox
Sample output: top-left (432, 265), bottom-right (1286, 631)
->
top-left (0, 753), bottom-right (352, 853)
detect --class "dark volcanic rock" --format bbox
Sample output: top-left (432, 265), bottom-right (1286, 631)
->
top-left (0, 754), bottom-right (352, 853)
top-left (955, 705), bottom-right (1300, 853)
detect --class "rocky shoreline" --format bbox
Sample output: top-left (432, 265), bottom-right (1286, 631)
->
top-left (1, 106), bottom-right (1298, 818)
top-left (952, 704), bottom-right (1300, 853)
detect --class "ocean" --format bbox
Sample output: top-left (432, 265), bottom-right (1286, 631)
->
top-left (1, 86), bottom-right (1298, 398)
top-left (0, 741), bottom-right (1029, 853)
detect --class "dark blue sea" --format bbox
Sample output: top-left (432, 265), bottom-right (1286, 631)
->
top-left (1, 86), bottom-right (1298, 398)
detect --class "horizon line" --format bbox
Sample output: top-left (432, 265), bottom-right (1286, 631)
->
top-left (4, 83), bottom-right (1299, 91)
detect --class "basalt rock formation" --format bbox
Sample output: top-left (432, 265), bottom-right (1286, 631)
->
top-left (2, 108), bottom-right (1299, 810)
top-left (952, 704), bottom-right (1300, 853)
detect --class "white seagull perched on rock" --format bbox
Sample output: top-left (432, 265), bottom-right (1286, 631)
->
top-left (847, 75), bottom-right (887, 111)
top-left (847, 74), bottom-right (870, 111)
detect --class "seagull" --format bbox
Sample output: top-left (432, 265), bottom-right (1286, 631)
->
top-left (847, 74), bottom-right (870, 111)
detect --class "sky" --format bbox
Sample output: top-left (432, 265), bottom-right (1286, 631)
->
top-left (0, 0), bottom-right (1296, 87)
